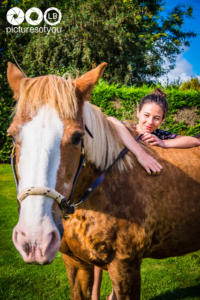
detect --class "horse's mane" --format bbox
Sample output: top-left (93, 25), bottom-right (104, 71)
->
top-left (16, 75), bottom-right (78, 119)
top-left (83, 102), bottom-right (134, 171)
top-left (15, 74), bottom-right (134, 172)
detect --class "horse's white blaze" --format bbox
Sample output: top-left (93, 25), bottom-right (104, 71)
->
top-left (18, 105), bottom-right (63, 227)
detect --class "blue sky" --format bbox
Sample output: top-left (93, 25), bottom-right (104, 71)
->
top-left (160, 0), bottom-right (200, 83)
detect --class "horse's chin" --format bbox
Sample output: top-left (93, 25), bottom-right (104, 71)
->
top-left (24, 257), bottom-right (54, 265)
top-left (19, 246), bottom-right (59, 265)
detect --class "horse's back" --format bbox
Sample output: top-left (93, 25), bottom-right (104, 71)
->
top-left (130, 145), bottom-right (200, 258)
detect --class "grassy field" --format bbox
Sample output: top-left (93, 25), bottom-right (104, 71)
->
top-left (1, 164), bottom-right (200, 300)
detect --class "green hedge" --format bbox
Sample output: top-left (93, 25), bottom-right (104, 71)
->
top-left (1, 80), bottom-right (200, 162)
top-left (0, 94), bottom-right (14, 163)
top-left (92, 80), bottom-right (200, 135)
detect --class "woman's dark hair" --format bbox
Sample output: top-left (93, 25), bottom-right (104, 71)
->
top-left (138, 88), bottom-right (168, 119)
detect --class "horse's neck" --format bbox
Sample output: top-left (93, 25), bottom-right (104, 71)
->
top-left (83, 102), bottom-right (134, 172)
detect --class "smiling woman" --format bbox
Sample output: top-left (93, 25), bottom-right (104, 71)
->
top-left (108, 88), bottom-right (200, 151)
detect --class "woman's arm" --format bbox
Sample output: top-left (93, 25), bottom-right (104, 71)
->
top-left (142, 133), bottom-right (200, 149)
top-left (107, 117), bottom-right (162, 174)
top-left (162, 135), bottom-right (200, 148)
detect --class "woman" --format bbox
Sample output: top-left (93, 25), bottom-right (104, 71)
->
top-left (109, 88), bottom-right (200, 150)
top-left (92, 88), bottom-right (200, 300)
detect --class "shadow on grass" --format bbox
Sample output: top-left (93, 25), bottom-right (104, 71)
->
top-left (151, 284), bottom-right (200, 300)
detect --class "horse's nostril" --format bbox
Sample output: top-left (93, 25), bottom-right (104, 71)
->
top-left (49, 231), bottom-right (57, 249)
top-left (23, 243), bottom-right (30, 255)
top-left (50, 231), bottom-right (57, 245)
top-left (57, 222), bottom-right (64, 238)
top-left (44, 230), bottom-right (60, 257)
top-left (13, 229), bottom-right (18, 244)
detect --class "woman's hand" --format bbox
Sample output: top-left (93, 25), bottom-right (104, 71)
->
top-left (141, 133), bottom-right (165, 147)
top-left (136, 150), bottom-right (163, 175)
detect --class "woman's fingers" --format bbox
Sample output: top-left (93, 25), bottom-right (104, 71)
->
top-left (149, 158), bottom-right (162, 173)
top-left (136, 150), bottom-right (162, 175)
top-left (142, 133), bottom-right (152, 141)
top-left (144, 156), bottom-right (162, 174)
top-left (145, 167), bottom-right (152, 175)
top-left (142, 134), bottom-right (156, 143)
top-left (142, 134), bottom-right (161, 146)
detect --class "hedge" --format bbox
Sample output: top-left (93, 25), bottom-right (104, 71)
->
top-left (91, 79), bottom-right (200, 135)
top-left (1, 80), bottom-right (200, 162)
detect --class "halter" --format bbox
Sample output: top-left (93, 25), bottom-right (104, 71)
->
top-left (10, 125), bottom-right (142, 218)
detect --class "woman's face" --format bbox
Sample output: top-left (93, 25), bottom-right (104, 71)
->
top-left (137, 102), bottom-right (164, 133)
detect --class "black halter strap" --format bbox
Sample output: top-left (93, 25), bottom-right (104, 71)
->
top-left (59, 138), bottom-right (86, 213)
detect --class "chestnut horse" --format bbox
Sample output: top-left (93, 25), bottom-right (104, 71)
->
top-left (7, 62), bottom-right (200, 300)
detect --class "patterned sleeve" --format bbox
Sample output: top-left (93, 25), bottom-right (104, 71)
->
top-left (153, 129), bottom-right (177, 140)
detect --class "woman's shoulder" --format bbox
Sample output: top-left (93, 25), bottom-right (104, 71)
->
top-left (153, 129), bottom-right (177, 140)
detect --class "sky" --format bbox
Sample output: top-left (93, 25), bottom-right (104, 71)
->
top-left (159, 0), bottom-right (200, 83)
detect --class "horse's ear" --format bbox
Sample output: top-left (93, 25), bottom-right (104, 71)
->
top-left (75, 62), bottom-right (107, 100)
top-left (7, 62), bottom-right (25, 100)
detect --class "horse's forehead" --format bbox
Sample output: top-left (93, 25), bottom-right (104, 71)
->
top-left (9, 105), bottom-right (82, 136)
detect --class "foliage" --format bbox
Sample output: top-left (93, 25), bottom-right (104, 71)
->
top-left (180, 77), bottom-right (200, 91)
top-left (1, 0), bottom-right (196, 84)
top-left (92, 81), bottom-right (200, 135)
top-left (0, 96), bottom-right (13, 162)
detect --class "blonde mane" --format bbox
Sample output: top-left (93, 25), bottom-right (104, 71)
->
top-left (15, 73), bottom-right (133, 172)
top-left (16, 75), bottom-right (78, 119)
top-left (83, 102), bottom-right (134, 172)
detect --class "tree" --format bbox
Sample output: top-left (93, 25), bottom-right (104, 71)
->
top-left (1, 0), bottom-right (196, 84)
top-left (180, 77), bottom-right (200, 91)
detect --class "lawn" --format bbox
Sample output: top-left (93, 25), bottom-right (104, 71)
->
top-left (0, 164), bottom-right (200, 300)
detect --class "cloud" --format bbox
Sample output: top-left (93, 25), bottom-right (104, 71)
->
top-left (158, 54), bottom-right (199, 85)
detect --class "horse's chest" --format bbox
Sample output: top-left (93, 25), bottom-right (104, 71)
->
top-left (62, 211), bottom-right (117, 265)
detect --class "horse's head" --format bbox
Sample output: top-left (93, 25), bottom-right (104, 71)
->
top-left (7, 62), bottom-right (107, 264)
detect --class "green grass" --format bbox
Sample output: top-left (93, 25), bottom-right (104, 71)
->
top-left (0, 164), bottom-right (200, 299)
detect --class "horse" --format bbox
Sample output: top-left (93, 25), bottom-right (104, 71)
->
top-left (7, 62), bottom-right (200, 300)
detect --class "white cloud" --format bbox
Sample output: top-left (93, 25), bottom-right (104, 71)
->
top-left (158, 54), bottom-right (198, 85)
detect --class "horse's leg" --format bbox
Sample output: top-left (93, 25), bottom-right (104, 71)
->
top-left (92, 267), bottom-right (117, 300)
top-left (108, 259), bottom-right (141, 300)
top-left (91, 266), bottom-right (102, 300)
top-left (107, 289), bottom-right (117, 300)
top-left (62, 253), bottom-right (94, 300)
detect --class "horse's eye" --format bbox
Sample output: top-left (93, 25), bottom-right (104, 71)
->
top-left (71, 132), bottom-right (83, 146)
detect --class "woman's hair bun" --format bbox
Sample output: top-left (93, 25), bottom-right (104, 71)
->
top-left (153, 88), bottom-right (166, 98)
